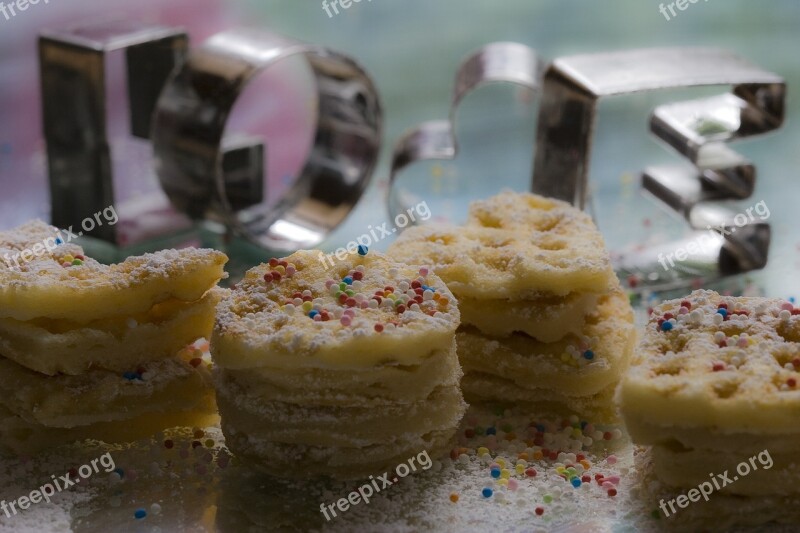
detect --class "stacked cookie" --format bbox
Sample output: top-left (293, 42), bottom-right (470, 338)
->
top-left (0, 220), bottom-right (227, 454)
top-left (389, 191), bottom-right (635, 422)
top-left (620, 290), bottom-right (800, 512)
top-left (211, 250), bottom-right (465, 479)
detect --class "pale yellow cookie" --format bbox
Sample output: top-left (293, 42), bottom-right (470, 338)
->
top-left (458, 289), bottom-right (635, 397)
top-left (466, 189), bottom-right (583, 232)
top-left (651, 445), bottom-right (795, 496)
top-left (0, 289), bottom-right (223, 375)
top-left (0, 220), bottom-right (228, 322)
top-left (215, 379), bottom-right (465, 448)
top-left (387, 224), bottom-right (615, 299)
top-left (637, 449), bottom-right (800, 530)
top-left (388, 191), bottom-right (615, 299)
top-left (0, 352), bottom-right (214, 428)
top-left (211, 249), bottom-right (465, 479)
top-left (0, 402), bottom-right (217, 456)
top-left (212, 250), bottom-right (460, 370)
top-left (221, 424), bottom-right (455, 480)
top-left (619, 290), bottom-right (800, 439)
top-left (458, 291), bottom-right (599, 341)
top-left (461, 372), bottom-right (620, 424)
top-left (625, 418), bottom-right (800, 454)
top-left (218, 344), bottom-right (462, 406)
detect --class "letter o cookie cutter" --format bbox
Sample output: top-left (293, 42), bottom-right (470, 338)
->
top-left (153, 29), bottom-right (382, 251)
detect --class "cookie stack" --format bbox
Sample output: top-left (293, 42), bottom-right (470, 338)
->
top-left (389, 191), bottom-right (635, 422)
top-left (620, 290), bottom-right (800, 525)
top-left (0, 220), bottom-right (227, 454)
top-left (211, 250), bottom-right (465, 479)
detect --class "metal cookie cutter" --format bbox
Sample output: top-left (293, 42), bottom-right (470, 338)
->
top-left (532, 48), bottom-right (784, 288)
top-left (389, 46), bottom-right (785, 289)
top-left (388, 42), bottom-right (542, 219)
top-left (152, 29), bottom-right (382, 252)
top-left (40, 19), bottom-right (189, 245)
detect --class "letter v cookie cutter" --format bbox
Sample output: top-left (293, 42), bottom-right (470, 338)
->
top-left (388, 42), bottom-right (543, 221)
top-left (389, 46), bottom-right (785, 290)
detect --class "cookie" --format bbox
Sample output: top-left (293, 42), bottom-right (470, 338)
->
top-left (0, 402), bottom-right (217, 456)
top-left (387, 191), bottom-right (631, 423)
top-left (651, 445), bottom-right (793, 496)
top-left (0, 351), bottom-right (214, 428)
top-left (461, 372), bottom-right (619, 424)
top-left (458, 292), bottom-right (599, 341)
top-left (222, 425), bottom-right (456, 481)
top-left (215, 378), bottom-right (465, 448)
top-left (0, 288), bottom-right (223, 375)
top-left (620, 289), bottom-right (800, 499)
top-left (0, 220), bottom-right (227, 322)
top-left (466, 190), bottom-right (588, 233)
top-left (619, 289), bottom-right (800, 439)
top-left (388, 224), bottom-right (615, 299)
top-left (212, 250), bottom-right (460, 369)
top-left (388, 190), bottom-right (616, 300)
top-left (457, 289), bottom-right (635, 396)
top-left (637, 448), bottom-right (800, 530)
top-left (211, 249), bottom-right (466, 479)
top-left (218, 345), bottom-right (462, 407)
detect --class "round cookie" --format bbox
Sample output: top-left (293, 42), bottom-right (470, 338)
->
top-left (388, 191), bottom-right (616, 299)
top-left (457, 289), bottom-right (635, 397)
top-left (0, 288), bottom-right (223, 376)
top-left (217, 345), bottom-right (462, 407)
top-left (620, 289), bottom-right (800, 435)
top-left (387, 224), bottom-right (615, 299)
top-left (0, 220), bottom-right (227, 322)
top-left (211, 249), bottom-right (466, 480)
top-left (212, 249), bottom-right (460, 369)
top-left (0, 351), bottom-right (214, 428)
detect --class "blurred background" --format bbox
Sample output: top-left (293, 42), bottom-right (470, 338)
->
top-left (1, 0), bottom-right (799, 298)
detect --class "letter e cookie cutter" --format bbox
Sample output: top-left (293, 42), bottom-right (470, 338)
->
top-left (389, 45), bottom-right (786, 290)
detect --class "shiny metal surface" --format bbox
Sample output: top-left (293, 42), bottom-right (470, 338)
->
top-left (152, 29), bottom-right (382, 252)
top-left (533, 48), bottom-right (784, 288)
top-left (39, 19), bottom-right (189, 244)
top-left (528, 48), bottom-right (783, 288)
top-left (531, 47), bottom-right (784, 208)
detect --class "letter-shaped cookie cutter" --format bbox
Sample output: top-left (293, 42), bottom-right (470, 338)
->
top-left (389, 46), bottom-right (785, 289)
top-left (152, 29), bottom-right (382, 252)
top-left (40, 19), bottom-right (189, 245)
top-left (388, 42), bottom-right (543, 220)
